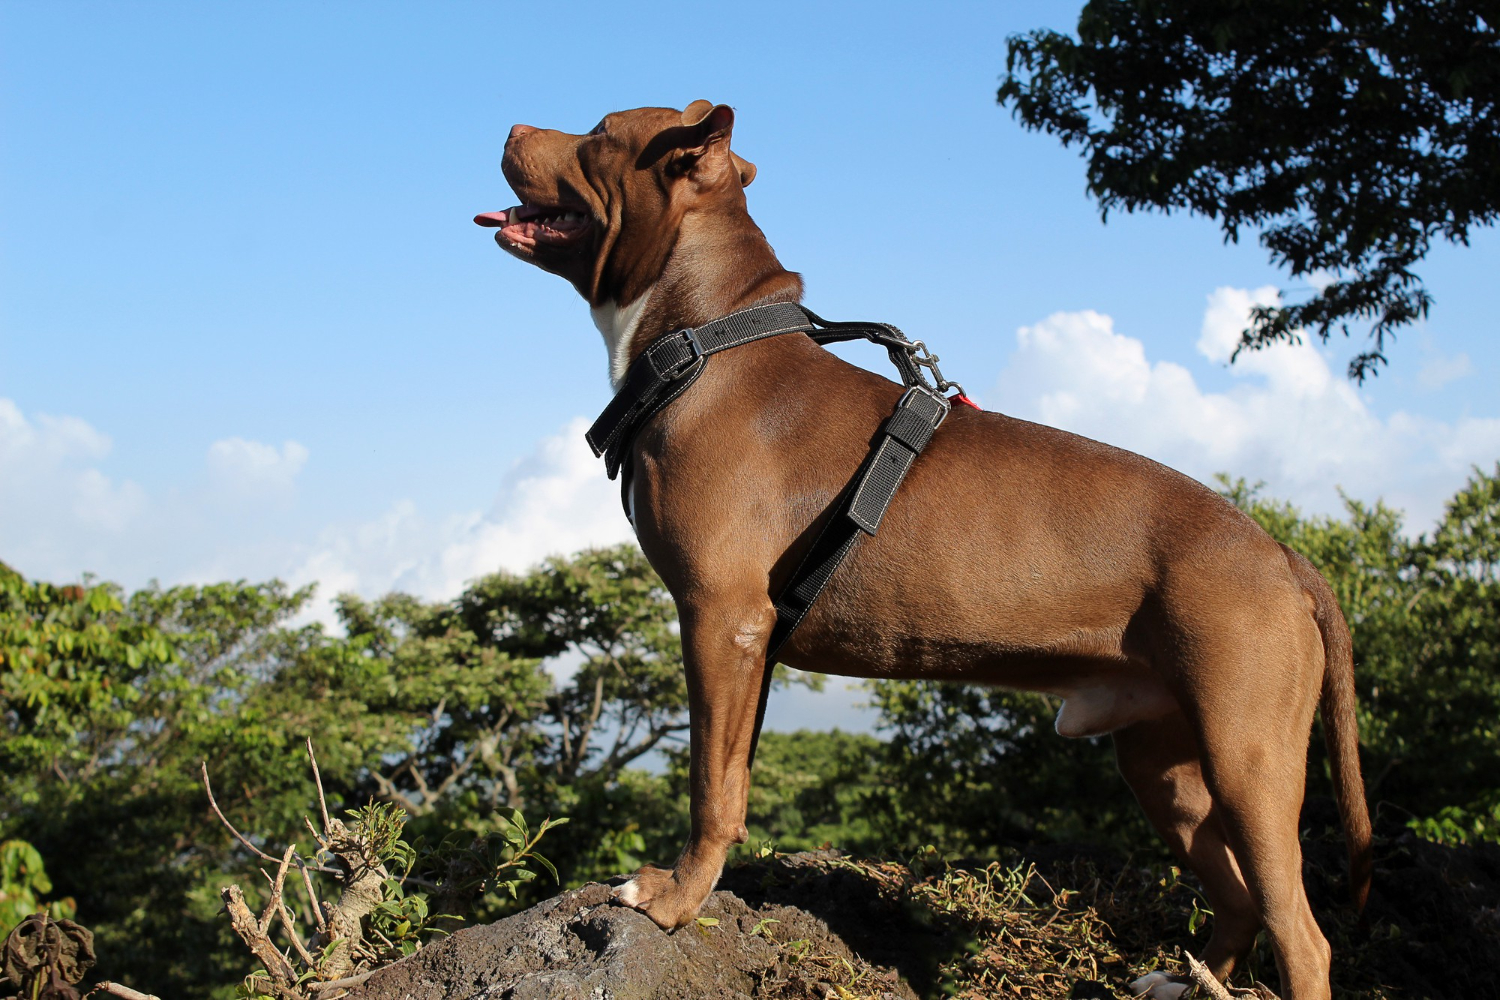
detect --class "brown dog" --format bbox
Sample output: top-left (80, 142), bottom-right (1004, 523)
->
top-left (476, 101), bottom-right (1372, 1000)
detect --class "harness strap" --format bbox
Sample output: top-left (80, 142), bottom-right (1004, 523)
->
top-left (761, 385), bottom-right (948, 660)
top-left (586, 301), bottom-right (816, 479)
top-left (585, 302), bottom-right (955, 766)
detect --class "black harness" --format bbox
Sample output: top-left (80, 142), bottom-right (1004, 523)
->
top-left (585, 301), bottom-right (965, 759)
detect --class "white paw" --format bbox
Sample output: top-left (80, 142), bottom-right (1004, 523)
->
top-left (1129, 971), bottom-right (1192, 1000)
top-left (612, 878), bottom-right (643, 907)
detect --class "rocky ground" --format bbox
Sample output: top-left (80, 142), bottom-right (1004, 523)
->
top-left (345, 812), bottom-right (1500, 1000)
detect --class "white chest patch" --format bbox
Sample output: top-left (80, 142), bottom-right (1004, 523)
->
top-left (590, 285), bottom-right (656, 389)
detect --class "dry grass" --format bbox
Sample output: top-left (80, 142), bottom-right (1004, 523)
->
top-left (727, 819), bottom-right (1500, 1000)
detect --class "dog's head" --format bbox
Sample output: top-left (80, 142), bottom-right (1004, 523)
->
top-left (475, 101), bottom-right (758, 308)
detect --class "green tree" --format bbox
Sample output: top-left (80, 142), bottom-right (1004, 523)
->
top-left (1, 563), bottom-right (176, 802)
top-left (663, 730), bottom-right (887, 855)
top-left (337, 545), bottom-right (699, 896)
top-left (0, 546), bottom-right (701, 994)
top-left (0, 839), bottom-right (75, 934)
top-left (1222, 466), bottom-right (1500, 839)
top-left (445, 545), bottom-right (692, 798)
top-left (998, 1), bottom-right (1500, 379)
top-left (867, 684), bottom-right (1145, 855)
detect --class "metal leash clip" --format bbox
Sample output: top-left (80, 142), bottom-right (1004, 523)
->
top-left (907, 340), bottom-right (967, 399)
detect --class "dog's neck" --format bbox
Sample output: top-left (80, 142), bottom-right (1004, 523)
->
top-left (591, 208), bottom-right (803, 389)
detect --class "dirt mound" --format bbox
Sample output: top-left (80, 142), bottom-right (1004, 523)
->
top-left (341, 877), bottom-right (913, 1000)
top-left (347, 821), bottom-right (1500, 1000)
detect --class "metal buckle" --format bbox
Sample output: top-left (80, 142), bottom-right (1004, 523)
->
top-left (906, 340), bottom-right (967, 398)
top-left (899, 383), bottom-right (952, 425)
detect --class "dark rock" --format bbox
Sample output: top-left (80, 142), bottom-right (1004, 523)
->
top-left (344, 875), bottom-right (917, 1000)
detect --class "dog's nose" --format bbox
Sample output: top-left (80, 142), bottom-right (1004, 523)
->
top-left (508, 124), bottom-right (538, 142)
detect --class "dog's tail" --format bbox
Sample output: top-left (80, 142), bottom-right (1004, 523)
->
top-left (1283, 543), bottom-right (1373, 911)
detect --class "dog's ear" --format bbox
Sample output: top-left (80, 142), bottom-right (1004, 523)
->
top-left (729, 151), bottom-right (756, 187)
top-left (639, 103), bottom-right (744, 185)
top-left (683, 103), bottom-right (755, 186)
top-left (680, 101), bottom-right (735, 150)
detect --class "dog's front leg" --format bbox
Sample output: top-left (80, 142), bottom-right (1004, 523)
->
top-left (613, 599), bottom-right (774, 929)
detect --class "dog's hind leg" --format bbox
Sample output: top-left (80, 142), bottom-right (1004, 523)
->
top-left (1114, 713), bottom-right (1261, 999)
top-left (612, 596), bottom-right (775, 930)
top-left (1177, 609), bottom-right (1333, 1000)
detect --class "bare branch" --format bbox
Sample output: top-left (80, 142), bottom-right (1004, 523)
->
top-left (307, 970), bottom-right (376, 993)
top-left (305, 814), bottom-right (331, 852)
top-left (556, 704), bottom-right (573, 779)
top-left (202, 761), bottom-right (281, 865)
top-left (306, 737), bottom-right (332, 833)
top-left (96, 983), bottom-right (162, 1000)
top-left (429, 750), bottom-right (478, 803)
top-left (266, 846), bottom-right (318, 968)
top-left (203, 760), bottom-right (340, 876)
top-left (299, 862), bottom-right (329, 936)
top-left (603, 721), bottom-right (691, 775)
top-left (573, 673), bottom-right (608, 774)
top-left (1185, 950), bottom-right (1279, 1000)
top-left (404, 758), bottom-right (433, 806)
top-left (370, 768), bottom-right (423, 816)
top-left (256, 845), bottom-right (295, 936)
top-left (222, 885), bottom-right (298, 989)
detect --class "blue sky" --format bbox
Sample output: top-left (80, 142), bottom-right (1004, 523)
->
top-left (3, 2), bottom-right (1498, 726)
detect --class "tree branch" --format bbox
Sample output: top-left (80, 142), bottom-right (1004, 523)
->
top-left (222, 885), bottom-right (298, 992)
top-left (96, 983), bottom-right (163, 1000)
top-left (569, 671), bottom-right (608, 779)
top-left (202, 761), bottom-right (339, 874)
top-left (266, 845), bottom-right (318, 968)
top-left (370, 768), bottom-right (423, 816)
top-left (306, 737), bottom-right (332, 834)
top-left (602, 720), bottom-right (690, 775)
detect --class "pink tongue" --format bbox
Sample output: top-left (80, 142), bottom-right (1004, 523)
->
top-left (473, 210), bottom-right (511, 227)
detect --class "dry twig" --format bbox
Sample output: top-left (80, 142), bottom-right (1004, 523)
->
top-left (267, 845), bottom-right (319, 969)
top-left (95, 983), bottom-right (163, 1000)
top-left (201, 761), bottom-right (338, 875)
top-left (307, 970), bottom-right (375, 993)
top-left (306, 737), bottom-right (332, 834)
top-left (222, 884), bottom-right (298, 991)
top-left (1185, 951), bottom-right (1283, 1000)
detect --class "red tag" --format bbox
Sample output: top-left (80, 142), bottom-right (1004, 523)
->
top-left (950, 393), bottom-right (981, 411)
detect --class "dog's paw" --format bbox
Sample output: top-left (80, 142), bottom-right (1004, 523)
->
top-left (1128, 971), bottom-right (1193, 1000)
top-left (610, 864), bottom-right (702, 930)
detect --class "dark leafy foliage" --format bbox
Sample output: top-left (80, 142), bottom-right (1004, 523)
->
top-left (999, 0), bottom-right (1500, 379)
top-left (866, 685), bottom-right (1148, 856)
top-left (0, 547), bottom-right (690, 997)
top-left (4, 469), bottom-right (1499, 993)
top-left (1221, 465), bottom-right (1500, 838)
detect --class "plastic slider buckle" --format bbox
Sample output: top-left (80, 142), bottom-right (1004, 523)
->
top-left (651, 327), bottom-right (704, 380)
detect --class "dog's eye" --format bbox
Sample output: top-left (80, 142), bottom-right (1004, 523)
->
top-left (589, 120), bottom-right (608, 136)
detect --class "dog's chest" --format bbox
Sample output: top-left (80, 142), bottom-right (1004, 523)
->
top-left (591, 286), bottom-right (656, 389)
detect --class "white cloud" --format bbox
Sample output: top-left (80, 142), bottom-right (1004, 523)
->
top-left (206, 437), bottom-right (309, 500)
top-left (1417, 351), bottom-right (1472, 390)
top-left (996, 287), bottom-right (1500, 529)
top-left (403, 417), bottom-right (631, 597)
top-left (284, 417), bottom-right (631, 626)
top-left (6, 285), bottom-right (1497, 647)
top-left (0, 400), bottom-right (147, 568)
top-left (0, 398), bottom-right (320, 586)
